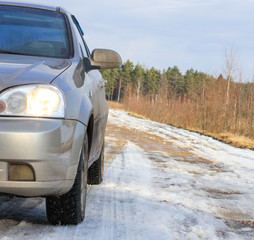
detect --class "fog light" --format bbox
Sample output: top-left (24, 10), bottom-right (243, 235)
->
top-left (9, 164), bottom-right (35, 181)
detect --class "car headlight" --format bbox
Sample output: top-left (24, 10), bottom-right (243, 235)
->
top-left (0, 85), bottom-right (65, 118)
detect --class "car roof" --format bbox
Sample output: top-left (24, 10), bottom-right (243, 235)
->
top-left (0, 1), bottom-right (68, 13)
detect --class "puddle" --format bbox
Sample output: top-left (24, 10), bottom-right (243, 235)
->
top-left (218, 211), bottom-right (250, 219)
top-left (204, 188), bottom-right (242, 195)
top-left (225, 219), bottom-right (254, 229)
top-left (218, 210), bottom-right (254, 229)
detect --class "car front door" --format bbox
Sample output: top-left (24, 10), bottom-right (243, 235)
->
top-left (71, 16), bottom-right (106, 162)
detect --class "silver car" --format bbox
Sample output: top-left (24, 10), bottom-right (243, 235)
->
top-left (0, 1), bottom-right (121, 225)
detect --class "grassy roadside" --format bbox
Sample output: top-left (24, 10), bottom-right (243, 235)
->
top-left (108, 101), bottom-right (254, 151)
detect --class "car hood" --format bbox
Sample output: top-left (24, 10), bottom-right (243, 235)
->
top-left (0, 54), bottom-right (71, 91)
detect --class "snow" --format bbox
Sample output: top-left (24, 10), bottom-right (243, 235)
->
top-left (0, 109), bottom-right (253, 239)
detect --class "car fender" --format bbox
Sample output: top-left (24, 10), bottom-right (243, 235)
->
top-left (51, 57), bottom-right (94, 126)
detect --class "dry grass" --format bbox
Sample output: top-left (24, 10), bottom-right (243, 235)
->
top-left (107, 101), bottom-right (124, 111)
top-left (216, 133), bottom-right (254, 150)
top-left (128, 112), bottom-right (151, 120)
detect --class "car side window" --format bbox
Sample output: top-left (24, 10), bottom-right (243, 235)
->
top-left (71, 15), bottom-right (90, 58)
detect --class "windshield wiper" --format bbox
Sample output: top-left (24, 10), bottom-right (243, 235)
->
top-left (0, 49), bottom-right (32, 56)
top-left (0, 49), bottom-right (16, 54)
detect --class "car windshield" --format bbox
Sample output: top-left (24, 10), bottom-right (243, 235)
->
top-left (0, 5), bottom-right (70, 58)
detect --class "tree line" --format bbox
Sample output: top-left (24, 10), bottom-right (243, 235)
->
top-left (101, 60), bottom-right (210, 101)
top-left (101, 60), bottom-right (254, 142)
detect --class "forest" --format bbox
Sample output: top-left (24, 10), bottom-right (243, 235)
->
top-left (100, 60), bottom-right (254, 149)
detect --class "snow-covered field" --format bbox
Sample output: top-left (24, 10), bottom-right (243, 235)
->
top-left (0, 109), bottom-right (253, 240)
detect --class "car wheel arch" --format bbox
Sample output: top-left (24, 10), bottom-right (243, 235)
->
top-left (86, 113), bottom-right (94, 159)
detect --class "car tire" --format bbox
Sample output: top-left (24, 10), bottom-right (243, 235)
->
top-left (88, 140), bottom-right (104, 185)
top-left (46, 133), bottom-right (88, 225)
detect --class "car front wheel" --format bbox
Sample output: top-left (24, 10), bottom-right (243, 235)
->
top-left (46, 133), bottom-right (88, 225)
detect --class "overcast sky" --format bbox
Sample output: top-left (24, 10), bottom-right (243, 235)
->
top-left (35, 0), bottom-right (253, 79)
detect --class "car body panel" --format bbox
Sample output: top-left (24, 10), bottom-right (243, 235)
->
top-left (0, 180), bottom-right (74, 197)
top-left (0, 54), bottom-right (71, 91)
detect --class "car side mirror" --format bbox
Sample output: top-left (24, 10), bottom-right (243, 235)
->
top-left (87, 49), bottom-right (122, 71)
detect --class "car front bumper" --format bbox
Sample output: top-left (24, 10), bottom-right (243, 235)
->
top-left (0, 117), bottom-right (86, 197)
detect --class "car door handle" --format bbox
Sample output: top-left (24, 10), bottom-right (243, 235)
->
top-left (89, 90), bottom-right (93, 98)
top-left (98, 79), bottom-right (107, 88)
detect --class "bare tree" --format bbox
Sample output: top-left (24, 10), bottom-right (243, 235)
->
top-left (117, 77), bottom-right (122, 102)
top-left (224, 46), bottom-right (238, 105)
top-left (136, 77), bottom-right (142, 101)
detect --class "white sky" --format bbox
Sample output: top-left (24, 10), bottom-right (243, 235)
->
top-left (34, 0), bottom-right (254, 79)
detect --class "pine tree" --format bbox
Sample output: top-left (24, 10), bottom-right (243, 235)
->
top-left (120, 60), bottom-right (134, 100)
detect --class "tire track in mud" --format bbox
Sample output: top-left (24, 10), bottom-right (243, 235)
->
top-left (71, 136), bottom-right (129, 240)
top-left (85, 137), bottom-right (142, 240)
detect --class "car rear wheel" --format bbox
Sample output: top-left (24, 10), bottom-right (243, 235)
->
top-left (88, 140), bottom-right (104, 185)
top-left (46, 133), bottom-right (88, 225)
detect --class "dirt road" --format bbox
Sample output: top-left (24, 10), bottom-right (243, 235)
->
top-left (0, 110), bottom-right (253, 240)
